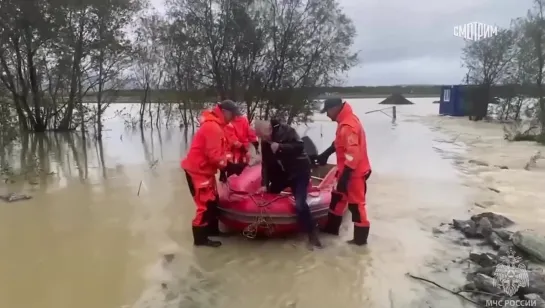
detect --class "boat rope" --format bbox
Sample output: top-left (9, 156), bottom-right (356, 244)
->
top-left (242, 193), bottom-right (290, 239)
top-left (225, 181), bottom-right (289, 239)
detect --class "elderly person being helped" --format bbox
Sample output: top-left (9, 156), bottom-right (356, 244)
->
top-left (254, 119), bottom-right (322, 248)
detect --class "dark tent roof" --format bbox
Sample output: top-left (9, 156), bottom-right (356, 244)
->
top-left (378, 93), bottom-right (414, 105)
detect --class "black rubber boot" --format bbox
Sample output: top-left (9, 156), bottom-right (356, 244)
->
top-left (322, 212), bottom-right (343, 235)
top-left (308, 227), bottom-right (323, 248)
top-left (347, 226), bottom-right (369, 246)
top-left (207, 219), bottom-right (231, 237)
top-left (192, 226), bottom-right (222, 247)
top-left (205, 198), bottom-right (230, 237)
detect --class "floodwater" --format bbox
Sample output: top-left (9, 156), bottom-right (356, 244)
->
top-left (0, 98), bottom-right (474, 308)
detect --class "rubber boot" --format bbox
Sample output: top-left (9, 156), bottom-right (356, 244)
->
top-left (192, 226), bottom-right (222, 247)
top-left (308, 227), bottom-right (323, 248)
top-left (322, 212), bottom-right (343, 235)
top-left (347, 226), bottom-right (369, 246)
top-left (207, 219), bottom-right (230, 237)
top-left (205, 199), bottom-right (229, 237)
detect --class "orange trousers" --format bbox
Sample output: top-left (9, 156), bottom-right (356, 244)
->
top-left (184, 172), bottom-right (219, 227)
top-left (329, 173), bottom-right (370, 227)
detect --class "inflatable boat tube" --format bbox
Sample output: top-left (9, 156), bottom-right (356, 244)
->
top-left (217, 164), bottom-right (338, 237)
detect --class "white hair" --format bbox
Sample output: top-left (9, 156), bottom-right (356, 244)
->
top-left (254, 120), bottom-right (271, 137)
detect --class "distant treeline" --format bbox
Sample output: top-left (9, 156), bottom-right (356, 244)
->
top-left (463, 84), bottom-right (544, 98)
top-left (82, 84), bottom-right (544, 101)
top-left (88, 86), bottom-right (443, 101)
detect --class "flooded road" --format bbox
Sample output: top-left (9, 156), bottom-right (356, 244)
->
top-left (0, 98), bottom-right (474, 308)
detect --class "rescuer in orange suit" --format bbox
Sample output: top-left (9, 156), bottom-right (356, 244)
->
top-left (181, 100), bottom-right (246, 248)
top-left (223, 115), bottom-right (259, 165)
top-left (313, 97), bottom-right (372, 246)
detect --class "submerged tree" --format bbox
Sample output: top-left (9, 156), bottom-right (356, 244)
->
top-left (132, 9), bottom-right (167, 129)
top-left (0, 0), bottom-right (139, 136)
top-left (462, 28), bottom-right (518, 120)
top-left (165, 0), bottom-right (358, 123)
top-left (459, 0), bottom-right (545, 142)
top-left (522, 0), bottom-right (545, 138)
top-left (1, 0), bottom-right (357, 136)
top-left (85, 0), bottom-right (136, 139)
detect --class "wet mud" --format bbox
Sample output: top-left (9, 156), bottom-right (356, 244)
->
top-left (0, 98), bottom-right (482, 308)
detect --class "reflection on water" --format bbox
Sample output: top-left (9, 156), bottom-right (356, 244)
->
top-left (0, 98), bottom-right (475, 308)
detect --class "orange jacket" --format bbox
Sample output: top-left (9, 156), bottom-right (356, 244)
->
top-left (181, 105), bottom-right (231, 176)
top-left (334, 103), bottom-right (371, 176)
top-left (234, 116), bottom-right (258, 147)
top-left (224, 115), bottom-right (258, 152)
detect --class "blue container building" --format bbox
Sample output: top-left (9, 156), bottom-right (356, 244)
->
top-left (439, 85), bottom-right (466, 116)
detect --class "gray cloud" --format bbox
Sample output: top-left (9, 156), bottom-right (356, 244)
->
top-left (150, 0), bottom-right (533, 85)
top-left (343, 0), bottom-right (533, 85)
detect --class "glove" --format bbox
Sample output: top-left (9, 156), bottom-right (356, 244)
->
top-left (234, 163), bottom-right (246, 175)
top-left (316, 154), bottom-right (328, 166)
top-left (316, 143), bottom-right (335, 166)
top-left (308, 155), bottom-right (319, 166)
top-left (252, 141), bottom-right (259, 151)
top-left (336, 167), bottom-right (353, 193)
top-left (226, 162), bottom-right (245, 176)
top-left (219, 170), bottom-right (227, 183)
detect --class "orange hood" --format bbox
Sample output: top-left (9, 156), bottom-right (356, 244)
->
top-left (200, 105), bottom-right (227, 126)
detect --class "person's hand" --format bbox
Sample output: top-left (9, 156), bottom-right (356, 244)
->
top-left (229, 163), bottom-right (245, 175)
top-left (308, 155), bottom-right (318, 166)
top-left (270, 142), bottom-right (280, 153)
top-left (233, 141), bottom-right (242, 148)
top-left (219, 170), bottom-right (227, 183)
top-left (336, 180), bottom-right (347, 193)
top-left (316, 152), bottom-right (329, 166)
top-left (256, 186), bottom-right (267, 194)
top-left (336, 167), bottom-right (352, 193)
top-left (315, 143), bottom-right (335, 166)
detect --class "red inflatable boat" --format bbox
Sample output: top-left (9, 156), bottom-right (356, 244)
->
top-left (217, 164), bottom-right (338, 237)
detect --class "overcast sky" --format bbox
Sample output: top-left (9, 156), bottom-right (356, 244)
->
top-left (150, 0), bottom-right (533, 86)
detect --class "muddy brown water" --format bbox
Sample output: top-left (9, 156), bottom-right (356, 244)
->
top-left (0, 98), bottom-right (476, 308)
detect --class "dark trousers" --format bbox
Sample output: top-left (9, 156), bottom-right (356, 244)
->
top-left (289, 172), bottom-right (315, 233)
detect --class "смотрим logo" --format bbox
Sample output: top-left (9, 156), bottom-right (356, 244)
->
top-left (454, 22), bottom-right (498, 41)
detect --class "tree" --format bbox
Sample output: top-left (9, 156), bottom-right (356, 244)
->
top-left (133, 10), bottom-right (167, 129)
top-left (0, 0), bottom-right (63, 131)
top-left (462, 28), bottom-right (518, 120)
top-left (0, 0), bottom-right (139, 135)
top-left (165, 0), bottom-right (358, 123)
top-left (523, 0), bottom-right (545, 137)
top-left (85, 0), bottom-right (136, 139)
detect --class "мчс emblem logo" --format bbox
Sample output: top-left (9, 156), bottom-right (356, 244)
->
top-left (493, 248), bottom-right (530, 296)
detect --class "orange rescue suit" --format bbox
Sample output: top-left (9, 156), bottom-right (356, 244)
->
top-left (330, 103), bottom-right (371, 227)
top-left (223, 115), bottom-right (258, 164)
top-left (181, 105), bottom-right (231, 226)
